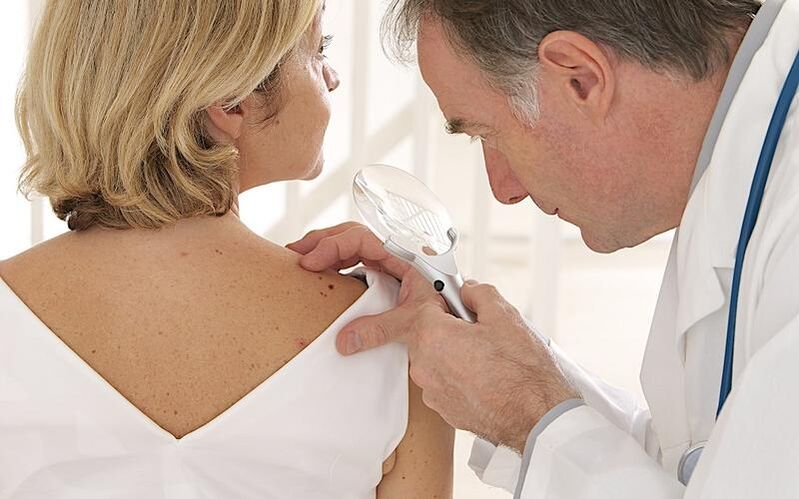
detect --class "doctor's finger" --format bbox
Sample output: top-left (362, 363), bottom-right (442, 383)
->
top-left (299, 226), bottom-right (411, 279)
top-left (336, 305), bottom-right (418, 355)
top-left (460, 281), bottom-right (516, 322)
top-left (396, 269), bottom-right (449, 306)
top-left (286, 221), bottom-right (363, 254)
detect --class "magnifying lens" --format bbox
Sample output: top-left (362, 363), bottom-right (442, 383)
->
top-left (353, 164), bottom-right (476, 323)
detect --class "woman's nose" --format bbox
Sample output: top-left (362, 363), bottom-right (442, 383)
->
top-left (324, 63), bottom-right (340, 92)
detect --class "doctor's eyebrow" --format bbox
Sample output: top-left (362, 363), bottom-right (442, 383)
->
top-left (445, 118), bottom-right (483, 135)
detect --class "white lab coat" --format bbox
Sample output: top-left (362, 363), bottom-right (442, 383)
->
top-left (470, 0), bottom-right (799, 497)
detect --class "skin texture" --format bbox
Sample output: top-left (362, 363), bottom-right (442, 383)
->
top-left (288, 16), bottom-right (745, 452)
top-left (0, 8), bottom-right (453, 497)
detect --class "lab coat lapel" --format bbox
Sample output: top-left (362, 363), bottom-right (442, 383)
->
top-left (640, 205), bottom-right (728, 472)
top-left (640, 235), bottom-right (693, 472)
top-left (639, 173), bottom-right (730, 471)
top-left (674, 197), bottom-right (727, 345)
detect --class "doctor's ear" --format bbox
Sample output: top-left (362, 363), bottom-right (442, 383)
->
top-left (537, 31), bottom-right (614, 123)
top-left (205, 103), bottom-right (246, 144)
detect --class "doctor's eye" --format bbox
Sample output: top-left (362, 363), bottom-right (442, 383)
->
top-left (318, 35), bottom-right (333, 57)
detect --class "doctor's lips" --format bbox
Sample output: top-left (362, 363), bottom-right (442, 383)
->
top-left (530, 196), bottom-right (558, 216)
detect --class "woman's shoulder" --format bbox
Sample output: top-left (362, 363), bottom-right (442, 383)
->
top-left (0, 226), bottom-right (400, 333)
top-left (344, 267), bottom-right (401, 311)
top-left (0, 232), bottom-right (75, 296)
top-left (254, 240), bottom-right (400, 315)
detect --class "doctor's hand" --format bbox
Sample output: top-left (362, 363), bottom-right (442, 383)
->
top-left (289, 223), bottom-right (580, 452)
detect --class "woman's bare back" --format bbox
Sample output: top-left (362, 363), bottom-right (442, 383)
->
top-left (0, 215), bottom-right (366, 439)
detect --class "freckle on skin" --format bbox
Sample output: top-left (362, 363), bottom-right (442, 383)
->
top-left (214, 249), bottom-right (223, 255)
top-left (91, 349), bottom-right (96, 354)
top-left (180, 251), bottom-right (189, 257)
top-left (173, 410), bottom-right (178, 415)
top-left (295, 338), bottom-right (308, 348)
top-left (328, 284), bottom-right (334, 290)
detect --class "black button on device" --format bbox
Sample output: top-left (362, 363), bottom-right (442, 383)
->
top-left (434, 280), bottom-right (445, 292)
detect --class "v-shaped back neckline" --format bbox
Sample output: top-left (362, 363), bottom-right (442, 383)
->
top-left (0, 273), bottom-right (377, 442)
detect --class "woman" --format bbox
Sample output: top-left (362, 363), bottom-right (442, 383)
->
top-left (0, 1), bottom-right (453, 497)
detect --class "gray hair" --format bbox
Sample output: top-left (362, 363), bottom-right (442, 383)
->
top-left (382, 0), bottom-right (761, 123)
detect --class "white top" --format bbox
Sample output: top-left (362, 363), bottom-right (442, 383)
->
top-left (0, 269), bottom-right (408, 499)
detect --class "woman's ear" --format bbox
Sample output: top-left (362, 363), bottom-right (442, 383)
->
top-left (205, 103), bottom-right (245, 143)
top-left (537, 31), bottom-right (615, 124)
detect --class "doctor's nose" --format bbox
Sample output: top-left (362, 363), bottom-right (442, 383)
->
top-left (482, 144), bottom-right (528, 205)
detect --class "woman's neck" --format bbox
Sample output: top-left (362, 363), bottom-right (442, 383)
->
top-left (77, 209), bottom-right (265, 255)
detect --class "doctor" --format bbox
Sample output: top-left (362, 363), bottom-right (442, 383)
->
top-left (289, 0), bottom-right (799, 496)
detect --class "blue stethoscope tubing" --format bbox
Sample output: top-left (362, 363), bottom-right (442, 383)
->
top-left (718, 48), bottom-right (799, 417)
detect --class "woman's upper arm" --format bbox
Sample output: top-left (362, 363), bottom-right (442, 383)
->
top-left (377, 379), bottom-right (454, 499)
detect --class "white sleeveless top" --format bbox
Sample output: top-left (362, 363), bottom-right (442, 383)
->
top-left (0, 269), bottom-right (408, 499)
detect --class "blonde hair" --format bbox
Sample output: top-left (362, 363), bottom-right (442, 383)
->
top-left (16, 0), bottom-right (320, 230)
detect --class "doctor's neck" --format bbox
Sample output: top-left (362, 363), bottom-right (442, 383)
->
top-left (667, 25), bottom-right (750, 211)
top-left (644, 24), bottom-right (750, 229)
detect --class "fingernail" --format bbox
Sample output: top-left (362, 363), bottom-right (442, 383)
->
top-left (345, 332), bottom-right (363, 355)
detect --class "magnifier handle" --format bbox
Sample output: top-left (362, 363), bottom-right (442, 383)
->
top-left (437, 272), bottom-right (476, 323)
top-left (381, 240), bottom-right (476, 323)
top-left (412, 265), bottom-right (476, 324)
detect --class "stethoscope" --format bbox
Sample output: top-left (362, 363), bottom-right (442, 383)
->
top-left (676, 48), bottom-right (799, 486)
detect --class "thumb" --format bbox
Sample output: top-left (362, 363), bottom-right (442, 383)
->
top-left (336, 306), bottom-right (415, 355)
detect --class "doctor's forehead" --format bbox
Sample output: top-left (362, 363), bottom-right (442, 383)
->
top-left (418, 18), bottom-right (484, 91)
top-left (417, 17), bottom-right (505, 131)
